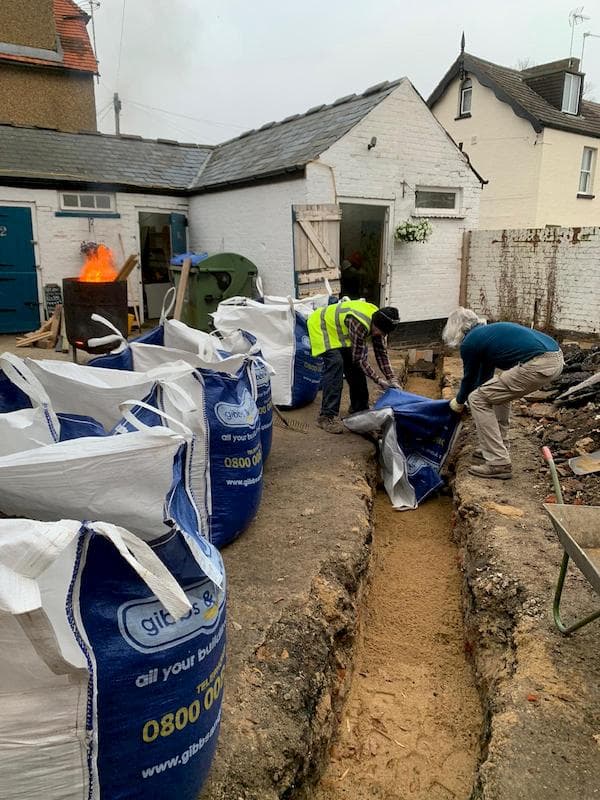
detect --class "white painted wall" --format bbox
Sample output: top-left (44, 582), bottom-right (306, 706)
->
top-left (0, 186), bottom-right (188, 321)
top-left (312, 80), bottom-right (481, 322)
top-left (467, 226), bottom-right (600, 334)
top-left (536, 128), bottom-right (600, 227)
top-left (432, 75), bottom-right (600, 229)
top-left (190, 81), bottom-right (481, 320)
top-left (188, 176), bottom-right (310, 297)
top-left (432, 74), bottom-right (543, 229)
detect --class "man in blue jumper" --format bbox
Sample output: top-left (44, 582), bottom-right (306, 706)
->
top-left (443, 308), bottom-right (564, 480)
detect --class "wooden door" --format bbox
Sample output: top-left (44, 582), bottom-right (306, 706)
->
top-left (0, 207), bottom-right (39, 333)
top-left (292, 204), bottom-right (341, 297)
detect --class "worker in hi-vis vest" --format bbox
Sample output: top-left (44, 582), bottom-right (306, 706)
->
top-left (307, 300), bottom-right (401, 434)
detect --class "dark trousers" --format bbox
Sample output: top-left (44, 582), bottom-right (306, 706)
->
top-left (320, 348), bottom-right (369, 418)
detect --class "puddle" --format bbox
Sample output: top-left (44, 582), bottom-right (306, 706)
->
top-left (311, 377), bottom-right (482, 800)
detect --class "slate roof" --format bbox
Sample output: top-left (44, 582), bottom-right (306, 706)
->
top-left (0, 0), bottom-right (97, 74)
top-left (428, 53), bottom-right (600, 139)
top-left (0, 79), bottom-right (406, 193)
top-left (0, 125), bottom-right (213, 192)
top-left (191, 79), bottom-right (403, 190)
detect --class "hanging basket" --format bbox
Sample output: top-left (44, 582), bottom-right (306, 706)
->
top-left (394, 218), bottom-right (433, 243)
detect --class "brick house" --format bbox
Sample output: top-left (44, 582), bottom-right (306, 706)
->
top-left (0, 0), bottom-right (98, 132)
top-left (0, 78), bottom-right (482, 334)
top-left (429, 50), bottom-right (600, 229)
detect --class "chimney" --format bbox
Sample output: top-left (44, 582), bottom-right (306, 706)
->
top-left (0, 0), bottom-right (58, 52)
top-left (521, 58), bottom-right (584, 116)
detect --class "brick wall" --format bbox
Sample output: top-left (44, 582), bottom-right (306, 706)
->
top-left (0, 187), bottom-right (188, 322)
top-left (466, 227), bottom-right (600, 334)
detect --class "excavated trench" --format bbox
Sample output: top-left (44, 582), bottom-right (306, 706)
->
top-left (310, 375), bottom-right (483, 800)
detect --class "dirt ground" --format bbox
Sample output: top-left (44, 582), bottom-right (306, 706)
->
top-left (313, 376), bottom-right (482, 800)
top-left (445, 356), bottom-right (600, 800)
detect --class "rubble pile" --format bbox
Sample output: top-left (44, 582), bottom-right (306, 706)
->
top-left (517, 342), bottom-right (600, 506)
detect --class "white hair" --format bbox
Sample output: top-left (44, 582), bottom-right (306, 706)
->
top-left (443, 307), bottom-right (486, 348)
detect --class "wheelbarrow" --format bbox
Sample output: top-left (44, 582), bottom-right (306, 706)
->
top-left (542, 446), bottom-right (600, 635)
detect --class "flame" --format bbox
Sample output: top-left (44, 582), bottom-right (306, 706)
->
top-left (79, 244), bottom-right (118, 282)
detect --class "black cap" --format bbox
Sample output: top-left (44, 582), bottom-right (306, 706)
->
top-left (372, 307), bottom-right (400, 335)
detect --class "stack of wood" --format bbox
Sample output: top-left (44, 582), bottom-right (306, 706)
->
top-left (16, 304), bottom-right (63, 349)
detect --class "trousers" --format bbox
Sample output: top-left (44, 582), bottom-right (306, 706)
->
top-left (468, 350), bottom-right (564, 465)
top-left (320, 348), bottom-right (369, 418)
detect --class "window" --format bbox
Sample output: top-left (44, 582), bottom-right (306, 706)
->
top-left (578, 147), bottom-right (596, 195)
top-left (60, 192), bottom-right (115, 212)
top-left (415, 189), bottom-right (458, 210)
top-left (459, 78), bottom-right (472, 116)
top-left (562, 73), bottom-right (581, 115)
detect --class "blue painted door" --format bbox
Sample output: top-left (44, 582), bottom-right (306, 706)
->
top-left (0, 207), bottom-right (39, 333)
top-left (170, 212), bottom-right (187, 258)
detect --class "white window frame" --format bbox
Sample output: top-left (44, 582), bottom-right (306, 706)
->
top-left (562, 73), bottom-right (581, 115)
top-left (413, 187), bottom-right (463, 218)
top-left (460, 78), bottom-right (472, 116)
top-left (60, 192), bottom-right (116, 212)
top-left (578, 147), bottom-right (596, 196)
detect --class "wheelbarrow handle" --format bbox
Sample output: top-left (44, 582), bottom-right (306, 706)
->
top-left (541, 446), bottom-right (564, 504)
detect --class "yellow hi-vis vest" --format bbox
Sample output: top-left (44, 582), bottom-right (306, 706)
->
top-left (307, 300), bottom-right (379, 357)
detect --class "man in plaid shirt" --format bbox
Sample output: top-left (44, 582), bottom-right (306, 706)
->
top-left (308, 301), bottom-right (401, 434)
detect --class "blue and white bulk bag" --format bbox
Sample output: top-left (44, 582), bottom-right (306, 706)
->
top-left (255, 275), bottom-right (334, 309)
top-left (344, 388), bottom-right (461, 510)
top-left (219, 330), bottom-right (273, 461)
top-left (115, 345), bottom-right (263, 549)
top-left (89, 319), bottom-right (220, 372)
top-left (88, 322), bottom-right (165, 370)
top-left (213, 297), bottom-right (322, 408)
top-left (0, 516), bottom-right (225, 800)
top-left (0, 353), bottom-right (60, 453)
top-left (25, 358), bottom-right (156, 430)
top-left (0, 426), bottom-right (203, 541)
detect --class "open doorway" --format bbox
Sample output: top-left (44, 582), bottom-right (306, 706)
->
top-left (138, 211), bottom-right (187, 319)
top-left (339, 203), bottom-right (387, 304)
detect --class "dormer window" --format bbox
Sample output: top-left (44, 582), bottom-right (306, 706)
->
top-left (562, 73), bottom-right (582, 114)
top-left (460, 78), bottom-right (472, 116)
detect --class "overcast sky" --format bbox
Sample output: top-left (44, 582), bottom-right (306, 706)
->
top-left (84, 0), bottom-right (600, 144)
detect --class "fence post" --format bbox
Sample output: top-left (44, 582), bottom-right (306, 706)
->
top-left (459, 230), bottom-right (471, 307)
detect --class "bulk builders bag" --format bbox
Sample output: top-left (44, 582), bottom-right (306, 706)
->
top-left (25, 358), bottom-right (155, 431)
top-left (0, 516), bottom-right (226, 800)
top-left (0, 352), bottom-right (60, 453)
top-left (115, 345), bottom-right (263, 549)
top-left (0, 353), bottom-right (109, 443)
top-left (89, 320), bottom-right (274, 463)
top-left (213, 297), bottom-right (322, 408)
top-left (344, 388), bottom-right (461, 510)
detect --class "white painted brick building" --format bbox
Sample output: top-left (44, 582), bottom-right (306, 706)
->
top-left (0, 78), bottom-right (481, 334)
top-left (190, 79), bottom-right (482, 325)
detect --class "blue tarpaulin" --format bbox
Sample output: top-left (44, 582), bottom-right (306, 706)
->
top-left (170, 252), bottom-right (209, 266)
top-left (345, 388), bottom-right (461, 509)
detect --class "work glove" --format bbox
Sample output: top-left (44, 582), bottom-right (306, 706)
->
top-left (389, 379), bottom-right (402, 390)
top-left (449, 397), bottom-right (465, 414)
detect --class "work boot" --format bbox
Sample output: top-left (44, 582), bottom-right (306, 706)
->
top-left (468, 462), bottom-right (512, 480)
top-left (472, 446), bottom-right (510, 462)
top-left (317, 415), bottom-right (344, 434)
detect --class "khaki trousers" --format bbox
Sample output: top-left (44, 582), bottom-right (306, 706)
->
top-left (468, 350), bottom-right (564, 465)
